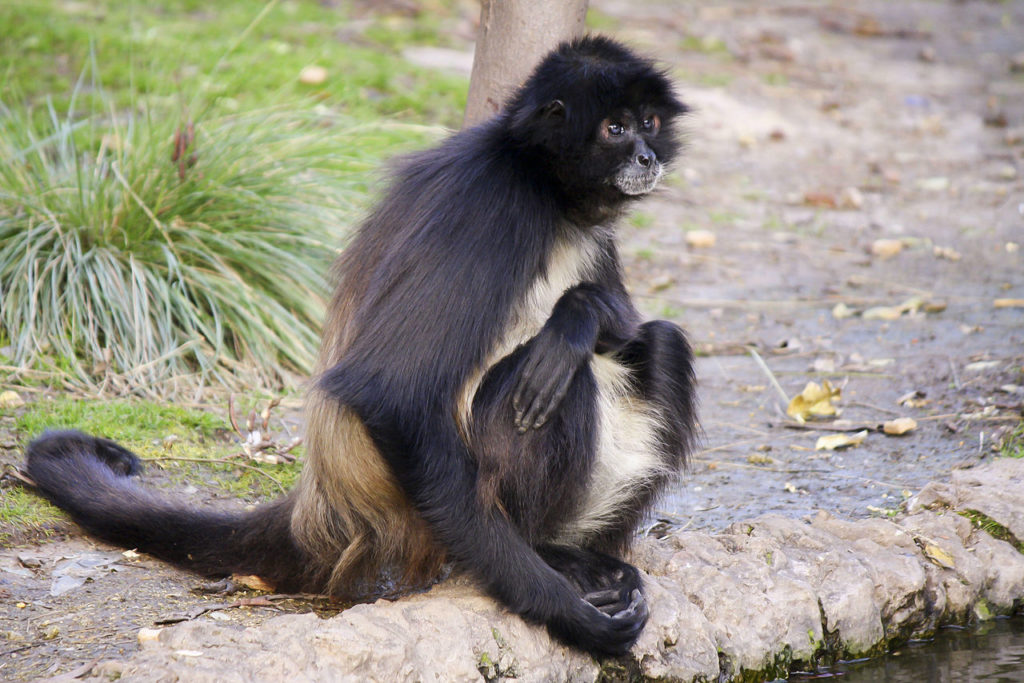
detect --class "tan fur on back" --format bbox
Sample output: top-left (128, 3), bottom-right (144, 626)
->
top-left (291, 279), bottom-right (444, 596)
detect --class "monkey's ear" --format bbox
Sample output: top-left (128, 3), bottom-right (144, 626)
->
top-left (540, 99), bottom-right (566, 120)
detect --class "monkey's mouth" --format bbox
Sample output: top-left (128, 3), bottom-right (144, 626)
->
top-left (613, 164), bottom-right (663, 196)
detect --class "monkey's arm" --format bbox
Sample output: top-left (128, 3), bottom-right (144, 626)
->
top-left (512, 282), bottom-right (636, 431)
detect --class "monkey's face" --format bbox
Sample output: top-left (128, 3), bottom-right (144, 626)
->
top-left (596, 111), bottom-right (667, 196)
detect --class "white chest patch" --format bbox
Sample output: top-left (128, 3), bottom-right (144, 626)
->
top-left (459, 232), bottom-right (667, 544)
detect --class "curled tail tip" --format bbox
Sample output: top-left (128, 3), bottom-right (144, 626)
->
top-left (26, 430), bottom-right (143, 479)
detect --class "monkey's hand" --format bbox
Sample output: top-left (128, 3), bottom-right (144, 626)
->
top-left (512, 326), bottom-right (591, 432)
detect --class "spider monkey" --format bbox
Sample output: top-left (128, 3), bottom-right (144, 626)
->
top-left (25, 36), bottom-right (696, 656)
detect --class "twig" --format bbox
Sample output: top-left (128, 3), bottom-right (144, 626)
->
top-left (143, 456), bottom-right (286, 494)
top-left (948, 357), bottom-right (961, 391)
top-left (782, 421), bottom-right (876, 433)
top-left (2, 464), bottom-right (37, 487)
top-left (747, 346), bottom-right (791, 405)
top-left (848, 400), bottom-right (902, 417)
top-left (155, 593), bottom-right (329, 625)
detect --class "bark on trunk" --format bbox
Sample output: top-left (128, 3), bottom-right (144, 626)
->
top-left (463, 0), bottom-right (589, 127)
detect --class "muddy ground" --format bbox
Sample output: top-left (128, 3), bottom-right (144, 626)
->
top-left (2, 0), bottom-right (1023, 679)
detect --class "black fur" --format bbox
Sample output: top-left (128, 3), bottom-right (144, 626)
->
top-left (23, 36), bottom-right (696, 657)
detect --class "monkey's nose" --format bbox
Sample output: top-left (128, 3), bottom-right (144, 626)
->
top-left (636, 153), bottom-right (652, 168)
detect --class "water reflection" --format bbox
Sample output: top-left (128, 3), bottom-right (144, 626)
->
top-left (791, 617), bottom-right (1024, 681)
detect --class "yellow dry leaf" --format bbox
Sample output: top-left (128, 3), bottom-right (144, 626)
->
top-left (685, 230), bottom-right (716, 248)
top-left (994, 299), bottom-right (1024, 309)
top-left (863, 297), bottom-right (923, 321)
top-left (0, 390), bottom-right (24, 409)
top-left (883, 417), bottom-right (918, 435)
top-left (787, 380), bottom-right (842, 422)
top-left (871, 238), bottom-right (904, 258)
top-left (231, 574), bottom-right (275, 592)
top-left (862, 305), bottom-right (903, 321)
top-left (298, 65), bottom-right (328, 85)
top-left (923, 543), bottom-right (955, 569)
top-left (815, 430), bottom-right (868, 451)
top-left (831, 303), bottom-right (856, 319)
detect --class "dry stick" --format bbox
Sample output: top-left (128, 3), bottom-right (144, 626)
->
top-left (144, 456), bottom-right (286, 494)
top-left (948, 357), bottom-right (962, 391)
top-left (848, 400), bottom-right (903, 417)
top-left (747, 346), bottom-right (791, 405)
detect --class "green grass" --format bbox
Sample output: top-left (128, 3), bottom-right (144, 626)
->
top-left (1, 1), bottom-right (457, 395)
top-left (1000, 423), bottom-right (1024, 459)
top-left (959, 509), bottom-right (1024, 553)
top-left (0, 92), bottom-right (439, 393)
top-left (12, 396), bottom-right (226, 443)
top-left (0, 0), bottom-right (469, 127)
top-left (0, 489), bottom-right (65, 546)
top-left (2, 397), bottom-right (304, 543)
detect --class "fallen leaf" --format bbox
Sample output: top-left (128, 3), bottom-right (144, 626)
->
top-left (933, 245), bottom-right (961, 261)
top-left (883, 417), bottom-right (918, 435)
top-left (815, 430), bottom-right (868, 451)
top-left (862, 305), bottom-right (904, 321)
top-left (862, 296), bottom-right (924, 320)
top-left (922, 543), bottom-right (956, 569)
top-left (649, 274), bottom-right (676, 291)
top-left (298, 65), bottom-right (328, 85)
top-left (138, 628), bottom-right (163, 644)
top-left (838, 186), bottom-right (864, 209)
top-left (994, 299), bottom-right (1024, 309)
top-left (916, 176), bottom-right (950, 192)
top-left (897, 390), bottom-right (930, 408)
top-left (831, 302), bottom-right (856, 319)
top-left (804, 191), bottom-right (837, 208)
top-left (231, 574), bottom-right (274, 592)
top-left (871, 238), bottom-right (904, 258)
top-left (787, 380), bottom-right (842, 423)
top-left (685, 230), bottom-right (716, 248)
top-left (965, 360), bottom-right (1001, 372)
top-left (0, 390), bottom-right (24, 409)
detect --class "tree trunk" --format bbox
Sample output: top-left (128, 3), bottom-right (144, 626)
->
top-left (463, 0), bottom-right (589, 127)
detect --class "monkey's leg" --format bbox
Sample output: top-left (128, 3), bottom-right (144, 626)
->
top-left (469, 341), bottom-right (652, 626)
top-left (323, 361), bottom-right (648, 656)
top-left (580, 319), bottom-right (697, 554)
top-left (469, 340), bottom-right (600, 544)
top-left (617, 320), bottom-right (698, 464)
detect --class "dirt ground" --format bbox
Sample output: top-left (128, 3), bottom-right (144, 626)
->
top-left (2, 0), bottom-right (1023, 679)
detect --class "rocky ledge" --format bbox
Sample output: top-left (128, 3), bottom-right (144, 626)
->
top-left (86, 457), bottom-right (1024, 682)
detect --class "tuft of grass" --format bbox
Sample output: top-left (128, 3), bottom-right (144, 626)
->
top-left (958, 509), bottom-right (1024, 553)
top-left (1, 488), bottom-right (66, 546)
top-left (0, 78), bottom-right (439, 395)
top-left (1000, 423), bottom-right (1024, 459)
top-left (8, 397), bottom-right (303, 511)
top-left (12, 397), bottom-right (227, 444)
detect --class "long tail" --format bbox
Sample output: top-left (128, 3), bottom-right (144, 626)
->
top-left (25, 430), bottom-right (313, 592)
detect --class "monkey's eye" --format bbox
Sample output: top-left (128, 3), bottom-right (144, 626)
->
top-left (641, 114), bottom-right (660, 132)
top-left (607, 123), bottom-right (624, 137)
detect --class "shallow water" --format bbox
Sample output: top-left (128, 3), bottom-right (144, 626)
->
top-left (791, 617), bottom-right (1024, 682)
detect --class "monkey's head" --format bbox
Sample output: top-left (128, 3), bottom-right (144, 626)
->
top-left (505, 36), bottom-right (688, 206)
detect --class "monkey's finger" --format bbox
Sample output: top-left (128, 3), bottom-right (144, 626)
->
top-left (584, 588), bottom-right (622, 608)
top-left (531, 373), bottom-right (574, 430)
top-left (612, 590), bottom-right (648, 623)
top-left (519, 366), bottom-right (571, 431)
